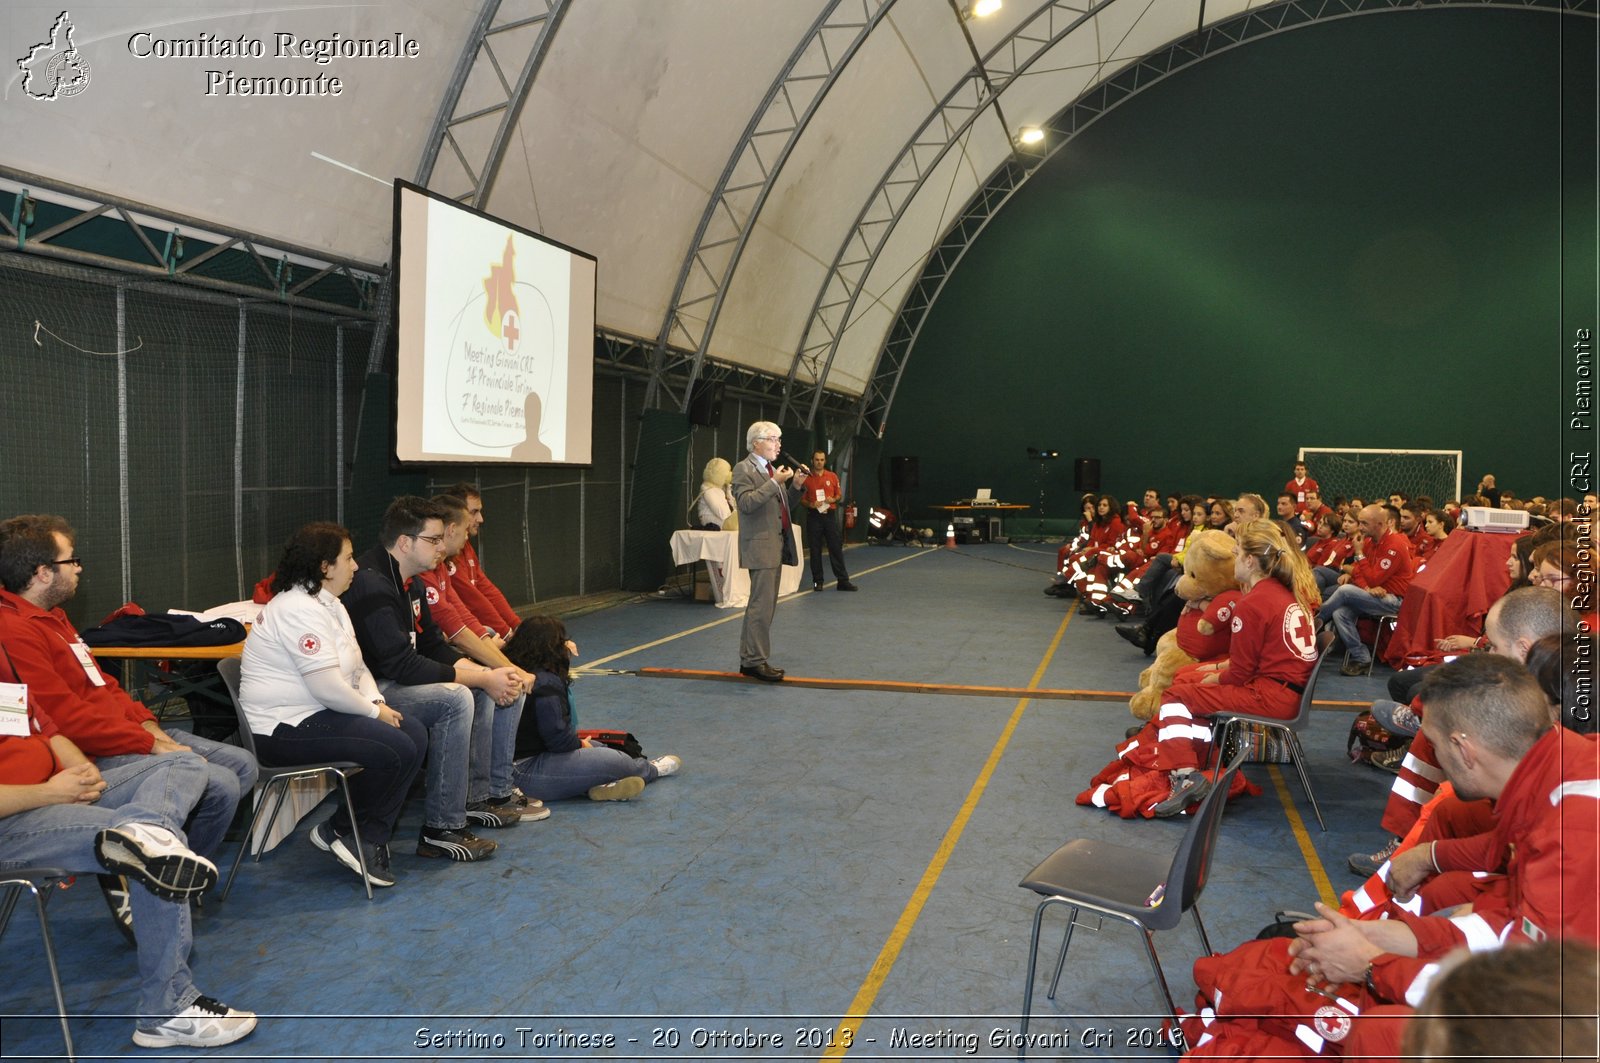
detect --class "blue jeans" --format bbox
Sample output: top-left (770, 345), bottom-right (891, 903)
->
top-left (468, 689), bottom-right (524, 804)
top-left (97, 730), bottom-right (258, 860)
top-left (1137, 554), bottom-right (1177, 605)
top-left (377, 680), bottom-right (472, 830)
top-left (512, 745), bottom-right (659, 801)
top-left (1314, 565), bottom-right (1343, 595)
top-left (0, 754), bottom-right (209, 1026)
top-left (253, 711), bottom-right (425, 845)
top-left (1319, 584), bottom-right (1401, 663)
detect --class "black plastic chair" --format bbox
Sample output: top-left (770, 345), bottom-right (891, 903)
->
top-left (1206, 644), bottom-right (1330, 831)
top-left (0, 868), bottom-right (75, 1061)
top-left (1016, 753), bottom-right (1246, 1055)
top-left (215, 657), bottom-right (372, 900)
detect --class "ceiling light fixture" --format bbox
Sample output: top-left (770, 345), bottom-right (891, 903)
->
top-left (1017, 126), bottom-right (1045, 146)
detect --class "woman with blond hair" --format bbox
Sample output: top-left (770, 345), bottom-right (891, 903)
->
top-left (1079, 520), bottom-right (1321, 818)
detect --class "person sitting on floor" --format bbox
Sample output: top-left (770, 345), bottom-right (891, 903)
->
top-left (502, 615), bottom-right (680, 802)
top-left (1079, 519), bottom-right (1320, 818)
top-left (239, 522), bottom-right (428, 888)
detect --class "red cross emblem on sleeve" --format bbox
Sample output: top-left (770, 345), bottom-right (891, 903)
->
top-left (298, 633), bottom-right (321, 655)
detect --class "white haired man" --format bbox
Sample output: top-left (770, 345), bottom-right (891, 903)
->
top-left (732, 422), bottom-right (807, 681)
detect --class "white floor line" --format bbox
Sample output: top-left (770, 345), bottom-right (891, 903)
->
top-left (577, 548), bottom-right (935, 670)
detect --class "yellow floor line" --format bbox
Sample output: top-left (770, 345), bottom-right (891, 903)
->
top-left (578, 549), bottom-right (933, 670)
top-left (1266, 764), bottom-right (1336, 906)
top-left (821, 606), bottom-right (1076, 1061)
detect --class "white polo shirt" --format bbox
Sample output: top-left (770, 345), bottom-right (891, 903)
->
top-left (239, 586), bottom-right (381, 731)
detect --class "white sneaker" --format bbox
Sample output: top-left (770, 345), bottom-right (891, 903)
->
top-left (587, 776), bottom-right (646, 801)
top-left (650, 755), bottom-right (682, 777)
top-left (95, 822), bottom-right (217, 901)
top-left (132, 995), bottom-right (257, 1048)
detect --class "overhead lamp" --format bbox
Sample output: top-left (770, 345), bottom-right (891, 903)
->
top-left (972, 0), bottom-right (1003, 16)
top-left (1017, 126), bottom-right (1045, 146)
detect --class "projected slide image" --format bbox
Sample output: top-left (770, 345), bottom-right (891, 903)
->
top-left (429, 233), bottom-right (565, 460)
top-left (393, 180), bottom-right (595, 466)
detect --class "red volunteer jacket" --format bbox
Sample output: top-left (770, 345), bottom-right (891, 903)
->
top-left (455, 541), bottom-right (520, 633)
top-left (1350, 530), bottom-right (1414, 596)
top-left (0, 589), bottom-right (157, 757)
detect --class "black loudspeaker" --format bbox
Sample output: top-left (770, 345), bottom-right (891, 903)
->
top-left (891, 455), bottom-right (920, 492)
top-left (687, 380), bottom-right (724, 427)
top-left (1073, 458), bottom-right (1101, 493)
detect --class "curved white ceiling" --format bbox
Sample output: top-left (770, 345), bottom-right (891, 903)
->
top-left (0, 0), bottom-right (1470, 404)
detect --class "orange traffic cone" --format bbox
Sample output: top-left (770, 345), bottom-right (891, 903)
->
top-left (945, 523), bottom-right (956, 549)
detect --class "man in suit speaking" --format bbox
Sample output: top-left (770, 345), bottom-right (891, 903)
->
top-left (733, 421), bottom-right (808, 682)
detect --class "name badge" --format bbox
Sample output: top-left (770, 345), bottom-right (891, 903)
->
top-left (0, 682), bottom-right (29, 737)
top-left (71, 641), bottom-right (107, 687)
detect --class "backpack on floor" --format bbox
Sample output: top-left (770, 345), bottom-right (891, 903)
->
top-left (578, 729), bottom-right (645, 759)
top-left (1221, 721), bottom-right (1293, 764)
top-left (1347, 710), bottom-right (1409, 770)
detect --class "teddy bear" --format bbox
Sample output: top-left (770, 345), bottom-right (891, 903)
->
top-left (1128, 529), bottom-right (1243, 720)
top-left (693, 457), bottom-right (738, 531)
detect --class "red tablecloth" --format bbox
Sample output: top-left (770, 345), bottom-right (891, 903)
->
top-left (1382, 529), bottom-right (1515, 666)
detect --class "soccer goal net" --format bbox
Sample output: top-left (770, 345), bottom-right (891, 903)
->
top-left (1297, 448), bottom-right (1463, 506)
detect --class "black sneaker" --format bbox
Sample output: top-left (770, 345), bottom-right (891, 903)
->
top-left (1150, 769), bottom-right (1212, 817)
top-left (330, 835), bottom-right (397, 888)
top-left (97, 873), bottom-right (136, 946)
top-left (416, 826), bottom-right (496, 861)
top-left (308, 819), bottom-right (339, 853)
top-left (464, 800), bottom-right (520, 829)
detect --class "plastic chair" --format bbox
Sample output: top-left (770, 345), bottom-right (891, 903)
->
top-left (214, 657), bottom-right (372, 900)
top-left (1207, 644), bottom-right (1330, 831)
top-left (0, 868), bottom-right (75, 1061)
top-left (1016, 753), bottom-right (1246, 1055)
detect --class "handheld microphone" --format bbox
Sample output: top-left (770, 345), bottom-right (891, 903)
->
top-left (777, 451), bottom-right (812, 475)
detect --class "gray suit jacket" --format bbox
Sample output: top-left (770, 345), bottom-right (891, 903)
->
top-left (732, 454), bottom-right (800, 570)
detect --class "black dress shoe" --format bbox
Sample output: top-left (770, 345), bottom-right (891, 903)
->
top-left (836, 581), bottom-right (858, 591)
top-left (1115, 622), bottom-right (1154, 653)
top-left (739, 663), bottom-right (785, 682)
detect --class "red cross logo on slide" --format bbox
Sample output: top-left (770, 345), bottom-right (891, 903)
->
top-left (502, 310), bottom-right (520, 352)
top-left (1282, 604), bottom-right (1318, 661)
top-left (298, 633), bottom-right (320, 656)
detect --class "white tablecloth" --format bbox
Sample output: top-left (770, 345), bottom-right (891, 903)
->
top-left (669, 528), bottom-right (806, 608)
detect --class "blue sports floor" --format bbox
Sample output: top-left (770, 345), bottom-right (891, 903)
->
top-left (1, 542), bottom-right (1397, 1062)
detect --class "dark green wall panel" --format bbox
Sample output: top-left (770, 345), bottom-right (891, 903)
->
top-left (886, 11), bottom-right (1588, 520)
